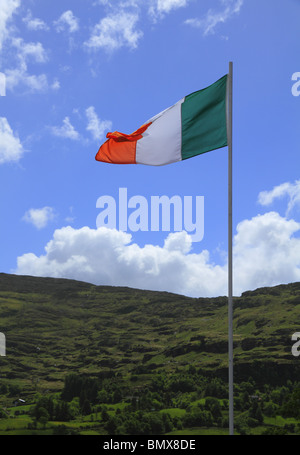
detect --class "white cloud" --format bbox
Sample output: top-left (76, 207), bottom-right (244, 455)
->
top-left (85, 106), bottom-right (112, 141)
top-left (22, 10), bottom-right (49, 31)
top-left (4, 37), bottom-right (55, 93)
top-left (84, 11), bottom-right (143, 52)
top-left (65, 206), bottom-right (75, 224)
top-left (16, 227), bottom-right (226, 297)
top-left (0, 6), bottom-right (54, 94)
top-left (258, 180), bottom-right (300, 216)
top-left (0, 0), bottom-right (20, 50)
top-left (86, 0), bottom-right (192, 51)
top-left (164, 230), bottom-right (192, 254)
top-left (51, 78), bottom-right (60, 91)
top-left (0, 117), bottom-right (24, 164)
top-left (93, 0), bottom-right (111, 5)
top-left (22, 207), bottom-right (56, 230)
top-left (51, 108), bottom-right (111, 142)
top-left (233, 212), bottom-right (300, 292)
top-left (5, 61), bottom-right (52, 93)
top-left (14, 207), bottom-right (300, 297)
top-left (185, 0), bottom-right (243, 35)
top-left (51, 117), bottom-right (80, 140)
top-left (149, 0), bottom-right (190, 18)
top-left (11, 37), bottom-right (48, 63)
top-left (54, 10), bottom-right (79, 33)
top-left (157, 0), bottom-right (189, 13)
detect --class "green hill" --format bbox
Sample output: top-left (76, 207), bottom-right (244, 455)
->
top-left (0, 272), bottom-right (300, 402)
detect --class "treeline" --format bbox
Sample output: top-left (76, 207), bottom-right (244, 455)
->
top-left (60, 366), bottom-right (228, 410)
top-left (102, 408), bottom-right (220, 435)
top-left (29, 396), bottom-right (73, 428)
top-left (18, 367), bottom-right (300, 434)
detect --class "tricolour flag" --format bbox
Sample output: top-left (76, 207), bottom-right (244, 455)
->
top-left (95, 74), bottom-right (228, 166)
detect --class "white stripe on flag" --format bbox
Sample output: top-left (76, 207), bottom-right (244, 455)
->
top-left (136, 98), bottom-right (184, 166)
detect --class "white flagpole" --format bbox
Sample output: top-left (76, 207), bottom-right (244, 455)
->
top-left (227, 61), bottom-right (234, 435)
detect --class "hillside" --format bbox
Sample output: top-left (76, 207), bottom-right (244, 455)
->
top-left (1, 272), bottom-right (300, 403)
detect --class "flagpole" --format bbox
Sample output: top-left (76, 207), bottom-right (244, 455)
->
top-left (227, 61), bottom-right (234, 435)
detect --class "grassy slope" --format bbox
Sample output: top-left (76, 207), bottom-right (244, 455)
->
top-left (0, 273), bottom-right (300, 402)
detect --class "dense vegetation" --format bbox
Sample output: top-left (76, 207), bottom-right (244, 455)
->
top-left (0, 273), bottom-right (300, 435)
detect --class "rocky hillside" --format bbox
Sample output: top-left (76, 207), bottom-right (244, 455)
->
top-left (0, 273), bottom-right (300, 400)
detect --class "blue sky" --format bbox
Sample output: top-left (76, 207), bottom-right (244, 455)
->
top-left (0, 0), bottom-right (300, 297)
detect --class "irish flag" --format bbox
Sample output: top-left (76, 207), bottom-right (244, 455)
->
top-left (95, 74), bottom-right (228, 166)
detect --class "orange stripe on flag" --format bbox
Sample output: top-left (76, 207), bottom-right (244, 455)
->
top-left (95, 138), bottom-right (137, 164)
top-left (95, 122), bottom-right (152, 164)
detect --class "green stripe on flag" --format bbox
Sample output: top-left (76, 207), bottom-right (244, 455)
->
top-left (181, 74), bottom-right (228, 160)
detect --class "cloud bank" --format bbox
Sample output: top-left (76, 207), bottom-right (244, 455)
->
top-left (15, 194), bottom-right (300, 297)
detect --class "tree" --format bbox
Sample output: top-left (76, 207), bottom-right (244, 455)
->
top-left (280, 387), bottom-right (300, 418)
top-left (106, 416), bottom-right (119, 435)
top-left (55, 401), bottom-right (72, 421)
top-left (39, 415), bottom-right (48, 430)
top-left (161, 413), bottom-right (174, 433)
top-left (204, 378), bottom-right (227, 398)
top-left (81, 399), bottom-right (92, 416)
top-left (113, 389), bottom-right (122, 404)
top-left (264, 402), bottom-right (278, 417)
top-left (249, 401), bottom-right (263, 425)
top-left (31, 406), bottom-right (49, 429)
top-left (101, 407), bottom-right (110, 422)
top-left (61, 373), bottom-right (83, 401)
top-left (147, 413), bottom-right (165, 434)
top-left (98, 389), bottom-right (110, 404)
